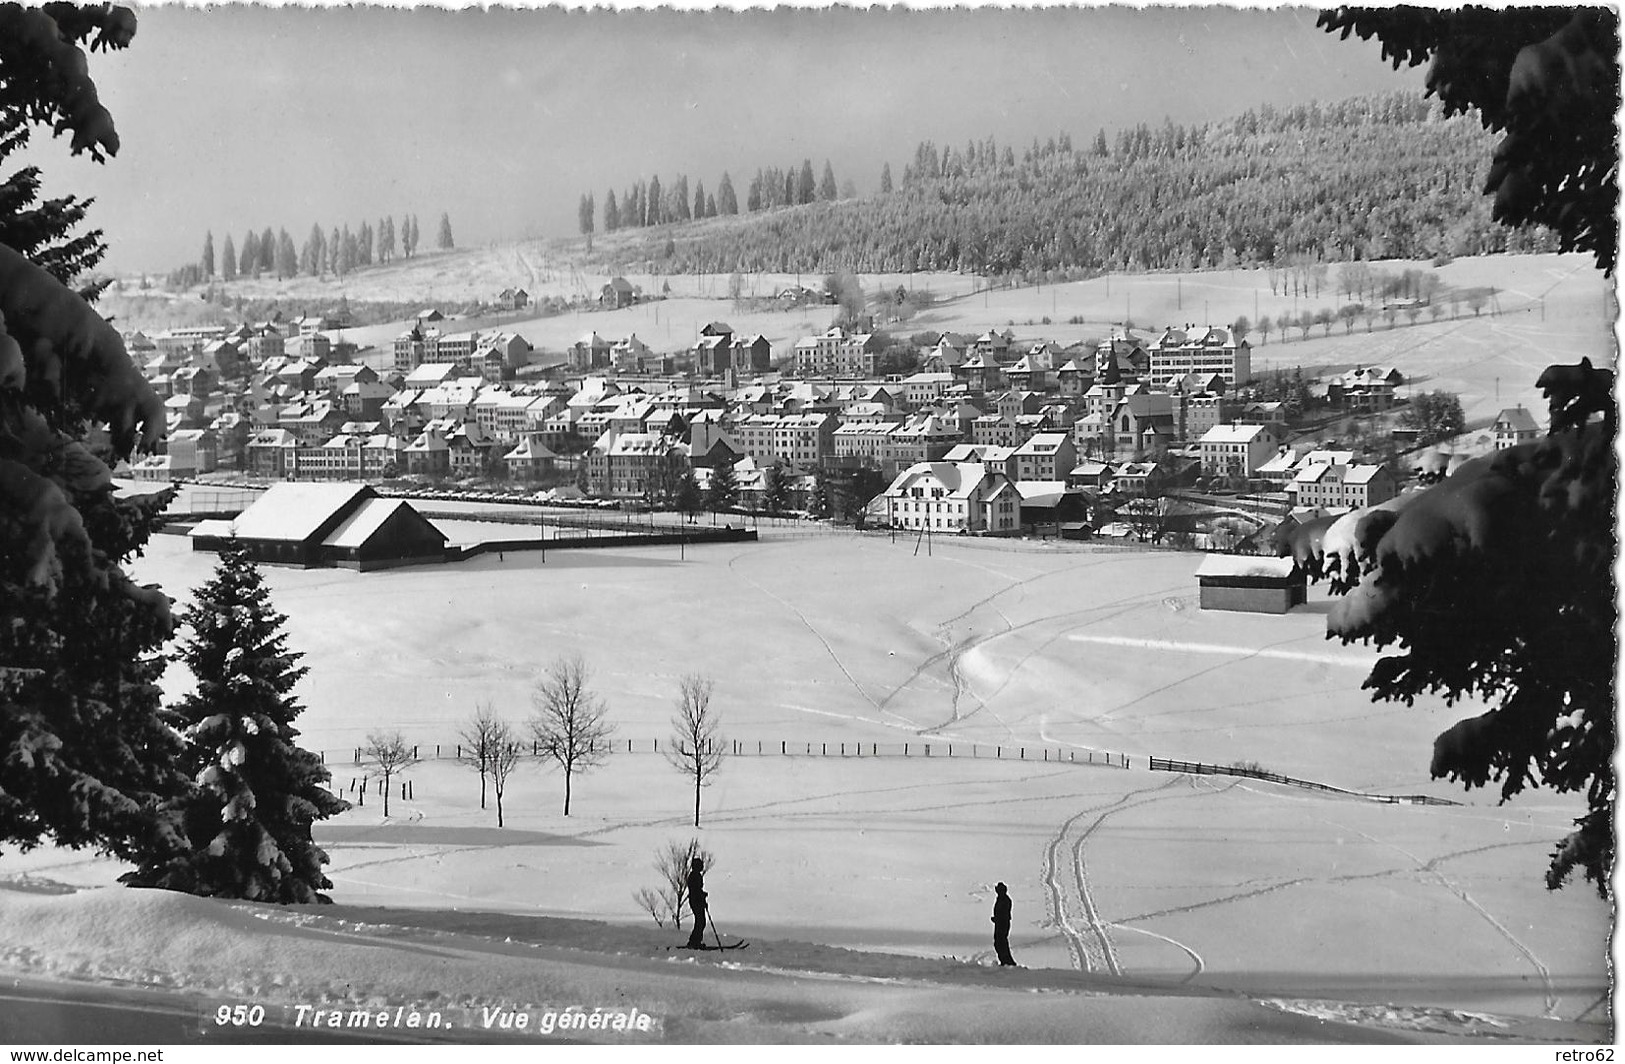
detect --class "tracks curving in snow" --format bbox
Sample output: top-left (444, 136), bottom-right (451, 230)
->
top-left (1041, 776), bottom-right (1199, 978)
top-left (1315, 812), bottom-right (1560, 1020)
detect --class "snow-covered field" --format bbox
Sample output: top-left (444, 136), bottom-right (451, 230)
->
top-left (0, 532), bottom-right (1610, 1044)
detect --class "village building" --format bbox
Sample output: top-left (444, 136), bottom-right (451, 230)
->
top-left (1199, 423), bottom-right (1280, 477)
top-left (1012, 432), bottom-right (1077, 483)
top-left (879, 461), bottom-right (1020, 535)
top-left (1292, 462), bottom-right (1398, 510)
top-left (1148, 325), bottom-right (1251, 386)
top-left (503, 434), bottom-right (558, 481)
top-left (792, 326), bottom-right (882, 378)
top-left (189, 483), bottom-right (446, 571)
top-left (1492, 406), bottom-right (1541, 450)
top-left (600, 277), bottom-right (638, 309)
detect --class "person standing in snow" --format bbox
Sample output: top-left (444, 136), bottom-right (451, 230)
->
top-left (686, 857), bottom-right (708, 949)
top-left (992, 882), bottom-right (1016, 966)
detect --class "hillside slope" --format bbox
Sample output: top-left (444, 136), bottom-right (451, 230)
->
top-left (582, 93), bottom-right (1536, 276)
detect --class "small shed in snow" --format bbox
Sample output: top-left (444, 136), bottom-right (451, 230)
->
top-left (1195, 554), bottom-right (1305, 614)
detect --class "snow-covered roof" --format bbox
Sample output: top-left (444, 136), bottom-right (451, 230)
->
top-left (1194, 555), bottom-right (1299, 580)
top-left (1013, 432), bottom-right (1070, 456)
top-left (1342, 464), bottom-right (1389, 485)
top-left (1014, 481), bottom-right (1070, 504)
top-left (1495, 406), bottom-right (1540, 433)
top-left (1201, 423), bottom-right (1272, 444)
top-left (943, 443), bottom-right (1014, 464)
top-left (323, 498), bottom-right (433, 550)
top-left (229, 483), bottom-right (371, 542)
top-left (187, 519), bottom-right (237, 540)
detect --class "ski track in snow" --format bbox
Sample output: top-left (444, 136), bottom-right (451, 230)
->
top-left (909, 581), bottom-right (1188, 737)
top-left (878, 554), bottom-right (1136, 723)
top-left (1109, 924), bottom-right (1204, 984)
top-left (1197, 777), bottom-right (1565, 1019)
top-left (1041, 776), bottom-right (1196, 978)
top-left (1314, 812), bottom-right (1559, 1019)
top-left (725, 550), bottom-right (884, 714)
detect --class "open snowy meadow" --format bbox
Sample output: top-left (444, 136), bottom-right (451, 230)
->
top-left (0, 530), bottom-right (1609, 1043)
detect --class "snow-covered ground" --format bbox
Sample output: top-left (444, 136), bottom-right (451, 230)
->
top-left (0, 532), bottom-right (1610, 1044)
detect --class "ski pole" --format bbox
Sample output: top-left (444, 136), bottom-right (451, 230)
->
top-left (707, 909), bottom-right (724, 949)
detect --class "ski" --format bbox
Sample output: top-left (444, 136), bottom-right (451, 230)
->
top-left (667, 940), bottom-right (750, 951)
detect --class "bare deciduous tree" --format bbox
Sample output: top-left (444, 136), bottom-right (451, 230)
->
top-left (634, 838), bottom-right (716, 928)
top-left (458, 701), bottom-right (503, 810)
top-left (363, 730), bottom-right (418, 818)
top-left (488, 721), bottom-right (523, 829)
top-left (666, 674), bottom-right (724, 827)
top-left (529, 654), bottom-right (613, 816)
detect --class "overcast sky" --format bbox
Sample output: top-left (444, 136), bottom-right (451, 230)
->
top-left (29, 4), bottom-right (1423, 273)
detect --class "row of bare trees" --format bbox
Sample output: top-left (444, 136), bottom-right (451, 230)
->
top-left (356, 657), bottom-right (727, 828)
top-left (452, 656), bottom-right (724, 828)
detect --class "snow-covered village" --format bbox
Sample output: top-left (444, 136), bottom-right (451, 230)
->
top-left (0, 4), bottom-right (1617, 1053)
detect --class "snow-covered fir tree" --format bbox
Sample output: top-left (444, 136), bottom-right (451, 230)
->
top-left (122, 541), bottom-right (349, 902)
top-left (0, 5), bottom-right (189, 865)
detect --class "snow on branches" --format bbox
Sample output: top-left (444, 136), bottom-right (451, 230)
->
top-left (1286, 361), bottom-right (1616, 894)
top-left (0, 4), bottom-right (134, 162)
top-left (0, 240), bottom-right (163, 456)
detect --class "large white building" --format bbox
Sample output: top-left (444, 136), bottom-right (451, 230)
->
top-left (1198, 422), bottom-right (1279, 476)
top-left (1149, 325), bottom-right (1251, 387)
top-left (792, 327), bottom-right (881, 378)
top-left (878, 461), bottom-right (1020, 535)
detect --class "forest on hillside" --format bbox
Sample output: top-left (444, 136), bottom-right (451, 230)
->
top-left (584, 93), bottom-right (1550, 278)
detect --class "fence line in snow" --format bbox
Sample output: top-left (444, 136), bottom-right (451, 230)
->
top-left (1145, 755), bottom-right (1461, 805)
top-left (322, 745), bottom-right (1460, 809)
top-left (323, 738), bottom-right (1134, 770)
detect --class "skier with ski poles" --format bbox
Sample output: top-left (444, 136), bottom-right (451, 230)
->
top-left (685, 856), bottom-right (708, 949)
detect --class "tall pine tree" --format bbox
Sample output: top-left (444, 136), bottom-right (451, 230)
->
top-left (706, 460), bottom-right (739, 512)
top-left (122, 542), bottom-right (348, 902)
top-left (0, 5), bottom-right (187, 864)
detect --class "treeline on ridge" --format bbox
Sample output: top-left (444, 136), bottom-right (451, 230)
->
top-left (584, 92), bottom-right (1553, 276)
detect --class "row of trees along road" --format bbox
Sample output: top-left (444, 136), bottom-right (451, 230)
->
top-left (175, 211), bottom-right (454, 288)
